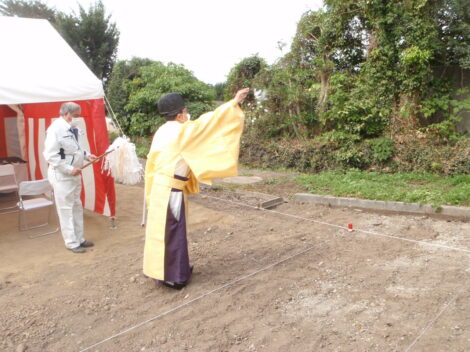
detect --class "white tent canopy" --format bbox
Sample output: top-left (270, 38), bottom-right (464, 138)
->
top-left (0, 16), bottom-right (104, 105)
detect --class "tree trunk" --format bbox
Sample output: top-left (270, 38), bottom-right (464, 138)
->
top-left (318, 70), bottom-right (331, 113)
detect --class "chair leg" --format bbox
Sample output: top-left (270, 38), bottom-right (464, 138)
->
top-left (18, 207), bottom-right (22, 230)
top-left (19, 205), bottom-right (60, 239)
top-left (29, 205), bottom-right (59, 239)
top-left (18, 207), bottom-right (27, 231)
top-left (18, 208), bottom-right (35, 231)
top-left (29, 226), bottom-right (59, 239)
top-left (1, 208), bottom-right (19, 214)
top-left (0, 190), bottom-right (19, 214)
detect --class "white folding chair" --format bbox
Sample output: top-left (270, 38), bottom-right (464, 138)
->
top-left (0, 164), bottom-right (20, 214)
top-left (18, 179), bottom-right (59, 238)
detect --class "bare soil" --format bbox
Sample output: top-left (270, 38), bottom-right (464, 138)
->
top-left (0, 170), bottom-right (469, 352)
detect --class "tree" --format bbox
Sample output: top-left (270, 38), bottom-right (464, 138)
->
top-left (56, 1), bottom-right (119, 83)
top-left (212, 82), bottom-right (226, 101)
top-left (290, 10), bottom-right (334, 113)
top-left (124, 62), bottom-right (215, 136)
top-left (435, 0), bottom-right (470, 70)
top-left (245, 0), bottom-right (470, 141)
top-left (224, 55), bottom-right (267, 105)
top-left (254, 57), bottom-right (318, 139)
top-left (0, 0), bottom-right (56, 22)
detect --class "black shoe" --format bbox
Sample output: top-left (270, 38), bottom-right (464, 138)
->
top-left (162, 281), bottom-right (186, 290)
top-left (159, 265), bottom-right (193, 290)
top-left (68, 246), bottom-right (85, 253)
top-left (80, 240), bottom-right (94, 248)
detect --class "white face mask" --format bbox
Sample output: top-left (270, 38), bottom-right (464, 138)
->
top-left (71, 117), bottom-right (80, 127)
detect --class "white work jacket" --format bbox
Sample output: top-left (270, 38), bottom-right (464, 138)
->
top-left (43, 117), bottom-right (90, 178)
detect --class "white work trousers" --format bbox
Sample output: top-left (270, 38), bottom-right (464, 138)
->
top-left (48, 168), bottom-right (84, 249)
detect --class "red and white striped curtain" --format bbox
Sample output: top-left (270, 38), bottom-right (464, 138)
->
top-left (0, 99), bottom-right (116, 216)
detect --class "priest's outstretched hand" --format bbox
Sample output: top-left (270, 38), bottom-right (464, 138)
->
top-left (234, 88), bottom-right (250, 105)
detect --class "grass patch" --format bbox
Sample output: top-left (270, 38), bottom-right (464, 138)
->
top-left (296, 170), bottom-right (470, 207)
top-left (263, 177), bottom-right (280, 185)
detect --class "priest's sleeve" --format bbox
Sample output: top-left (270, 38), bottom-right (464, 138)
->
top-left (178, 100), bottom-right (245, 186)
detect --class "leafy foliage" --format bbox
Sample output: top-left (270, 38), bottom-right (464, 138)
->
top-left (366, 137), bottom-right (395, 163)
top-left (107, 57), bottom-right (154, 135)
top-left (212, 82), bottom-right (226, 101)
top-left (435, 0), bottom-right (470, 69)
top-left (235, 0), bottom-right (470, 175)
top-left (0, 0), bottom-right (56, 21)
top-left (241, 133), bottom-right (470, 177)
top-left (322, 73), bottom-right (391, 137)
top-left (224, 55), bottom-right (266, 105)
top-left (124, 62), bottom-right (215, 136)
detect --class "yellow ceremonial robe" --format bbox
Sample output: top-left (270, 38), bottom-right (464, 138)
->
top-left (144, 100), bottom-right (244, 280)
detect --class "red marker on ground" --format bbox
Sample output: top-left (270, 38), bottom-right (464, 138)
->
top-left (347, 223), bottom-right (353, 232)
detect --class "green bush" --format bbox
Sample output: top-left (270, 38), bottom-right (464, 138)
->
top-left (322, 73), bottom-right (391, 138)
top-left (240, 133), bottom-right (470, 176)
top-left (366, 137), bottom-right (394, 163)
top-left (333, 145), bottom-right (366, 169)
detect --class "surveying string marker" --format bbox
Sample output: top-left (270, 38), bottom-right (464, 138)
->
top-left (347, 223), bottom-right (354, 232)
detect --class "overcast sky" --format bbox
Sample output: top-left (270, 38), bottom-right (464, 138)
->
top-left (46, 0), bottom-right (323, 84)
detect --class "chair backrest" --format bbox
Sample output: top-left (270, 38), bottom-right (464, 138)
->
top-left (0, 164), bottom-right (18, 189)
top-left (0, 164), bottom-right (15, 176)
top-left (19, 179), bottom-right (53, 197)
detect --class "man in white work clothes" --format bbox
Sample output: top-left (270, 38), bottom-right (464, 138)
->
top-left (43, 102), bottom-right (97, 253)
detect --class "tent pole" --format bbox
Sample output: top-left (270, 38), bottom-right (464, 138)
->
top-left (110, 216), bottom-right (117, 229)
top-left (104, 94), bottom-right (126, 137)
top-left (141, 187), bottom-right (147, 227)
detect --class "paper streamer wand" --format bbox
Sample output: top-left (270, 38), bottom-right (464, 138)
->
top-left (81, 150), bottom-right (114, 170)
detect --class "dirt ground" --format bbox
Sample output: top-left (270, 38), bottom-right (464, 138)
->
top-left (0, 171), bottom-right (469, 352)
